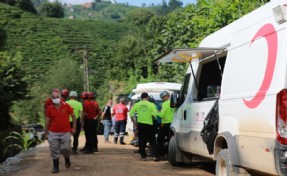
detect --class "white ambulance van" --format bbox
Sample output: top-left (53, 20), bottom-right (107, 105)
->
top-left (156, 1), bottom-right (287, 175)
top-left (126, 82), bottom-right (182, 135)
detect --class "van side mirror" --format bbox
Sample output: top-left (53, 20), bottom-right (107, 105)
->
top-left (170, 93), bottom-right (179, 108)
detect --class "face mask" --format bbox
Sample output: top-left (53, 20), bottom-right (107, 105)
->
top-left (52, 98), bottom-right (61, 104)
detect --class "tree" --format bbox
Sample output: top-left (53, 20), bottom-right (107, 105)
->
top-left (12, 58), bottom-right (84, 124)
top-left (0, 0), bottom-right (37, 13)
top-left (16, 0), bottom-right (38, 13)
top-left (0, 52), bottom-right (27, 130)
top-left (39, 2), bottom-right (64, 18)
top-left (168, 0), bottom-right (183, 11)
top-left (127, 9), bottom-right (155, 26)
top-left (161, 0), bottom-right (168, 14)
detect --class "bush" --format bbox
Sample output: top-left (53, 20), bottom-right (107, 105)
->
top-left (39, 2), bottom-right (64, 18)
top-left (0, 125), bottom-right (21, 162)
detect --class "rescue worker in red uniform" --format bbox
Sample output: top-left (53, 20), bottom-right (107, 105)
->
top-left (45, 89), bottom-right (76, 173)
top-left (82, 92), bottom-right (101, 154)
top-left (112, 98), bottom-right (129, 145)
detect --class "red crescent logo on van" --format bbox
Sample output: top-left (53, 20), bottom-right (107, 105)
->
top-left (243, 23), bottom-right (278, 109)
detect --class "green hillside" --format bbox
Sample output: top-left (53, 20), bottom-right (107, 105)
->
top-left (0, 2), bottom-right (135, 83)
top-left (63, 2), bottom-right (162, 21)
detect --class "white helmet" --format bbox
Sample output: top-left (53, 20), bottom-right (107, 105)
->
top-left (69, 91), bottom-right (78, 97)
top-left (160, 91), bottom-right (170, 100)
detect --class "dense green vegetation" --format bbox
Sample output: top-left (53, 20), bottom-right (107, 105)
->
top-left (0, 0), bottom-right (36, 13)
top-left (0, 52), bottom-right (27, 130)
top-left (0, 3), bottom-right (134, 82)
top-left (0, 2), bottom-right (135, 125)
top-left (39, 2), bottom-right (64, 18)
top-left (0, 0), bottom-right (269, 133)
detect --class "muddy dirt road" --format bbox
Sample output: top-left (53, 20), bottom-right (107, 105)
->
top-left (8, 135), bottom-right (215, 176)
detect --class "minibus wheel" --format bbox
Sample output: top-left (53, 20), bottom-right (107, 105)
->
top-left (168, 136), bottom-right (184, 167)
top-left (216, 149), bottom-right (231, 176)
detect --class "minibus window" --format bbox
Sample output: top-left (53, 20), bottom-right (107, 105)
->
top-left (197, 56), bottom-right (226, 101)
top-left (179, 73), bottom-right (191, 104)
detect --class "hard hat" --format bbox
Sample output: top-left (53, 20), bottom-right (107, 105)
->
top-left (61, 89), bottom-right (69, 97)
top-left (52, 89), bottom-right (60, 93)
top-left (160, 91), bottom-right (170, 99)
top-left (88, 92), bottom-right (94, 99)
top-left (69, 91), bottom-right (78, 97)
top-left (80, 92), bottom-right (89, 99)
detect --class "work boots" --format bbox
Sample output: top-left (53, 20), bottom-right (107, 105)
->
top-left (114, 137), bottom-right (118, 144)
top-left (65, 157), bottom-right (71, 168)
top-left (120, 137), bottom-right (126, 145)
top-left (52, 159), bottom-right (59, 174)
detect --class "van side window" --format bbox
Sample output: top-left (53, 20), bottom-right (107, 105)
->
top-left (197, 56), bottom-right (226, 101)
top-left (180, 73), bottom-right (191, 103)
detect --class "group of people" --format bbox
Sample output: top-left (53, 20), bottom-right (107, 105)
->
top-left (129, 91), bottom-right (174, 161)
top-left (44, 88), bottom-right (175, 174)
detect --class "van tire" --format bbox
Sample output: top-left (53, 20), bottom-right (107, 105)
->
top-left (168, 136), bottom-right (184, 167)
top-left (216, 149), bottom-right (251, 176)
top-left (216, 149), bottom-right (232, 176)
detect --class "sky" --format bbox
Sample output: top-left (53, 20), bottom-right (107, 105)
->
top-left (57, 0), bottom-right (196, 6)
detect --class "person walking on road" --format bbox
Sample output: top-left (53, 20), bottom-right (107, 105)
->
top-left (129, 93), bottom-right (159, 161)
top-left (45, 89), bottom-right (76, 174)
top-left (101, 100), bottom-right (113, 143)
top-left (112, 98), bottom-right (129, 145)
top-left (66, 91), bottom-right (83, 155)
top-left (82, 92), bottom-right (101, 154)
top-left (157, 91), bottom-right (174, 158)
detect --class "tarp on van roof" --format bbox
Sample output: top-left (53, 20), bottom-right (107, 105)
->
top-left (155, 48), bottom-right (226, 63)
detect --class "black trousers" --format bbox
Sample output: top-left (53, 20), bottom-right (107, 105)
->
top-left (138, 123), bottom-right (157, 158)
top-left (114, 120), bottom-right (127, 142)
top-left (84, 119), bottom-right (98, 152)
top-left (157, 123), bottom-right (171, 156)
top-left (70, 118), bottom-right (81, 151)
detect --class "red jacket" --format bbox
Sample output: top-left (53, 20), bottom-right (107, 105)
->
top-left (83, 100), bottom-right (101, 119)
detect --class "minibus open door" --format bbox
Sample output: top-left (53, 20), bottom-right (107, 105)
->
top-left (155, 47), bottom-right (225, 152)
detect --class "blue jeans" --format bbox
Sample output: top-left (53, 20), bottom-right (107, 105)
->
top-left (102, 120), bottom-right (112, 141)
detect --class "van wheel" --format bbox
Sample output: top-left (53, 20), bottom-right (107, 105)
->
top-left (168, 136), bottom-right (184, 167)
top-left (216, 149), bottom-right (232, 176)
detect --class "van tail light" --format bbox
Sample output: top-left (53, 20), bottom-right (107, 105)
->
top-left (276, 89), bottom-right (287, 145)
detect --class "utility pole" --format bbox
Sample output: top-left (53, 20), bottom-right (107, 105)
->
top-left (72, 47), bottom-right (90, 92)
top-left (83, 50), bottom-right (90, 92)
